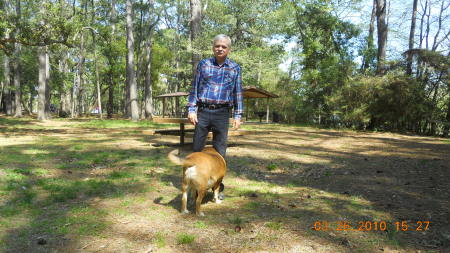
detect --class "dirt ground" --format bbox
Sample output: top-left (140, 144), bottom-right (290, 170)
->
top-left (0, 118), bottom-right (449, 253)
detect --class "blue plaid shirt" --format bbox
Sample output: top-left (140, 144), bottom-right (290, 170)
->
top-left (187, 57), bottom-right (243, 119)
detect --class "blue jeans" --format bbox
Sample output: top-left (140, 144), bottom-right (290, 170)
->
top-left (193, 107), bottom-right (230, 157)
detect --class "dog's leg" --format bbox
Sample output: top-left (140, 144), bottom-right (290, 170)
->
top-left (195, 189), bottom-right (206, 216)
top-left (181, 182), bottom-right (189, 214)
top-left (212, 180), bottom-right (223, 204)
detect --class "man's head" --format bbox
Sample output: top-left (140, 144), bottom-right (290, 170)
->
top-left (212, 34), bottom-right (231, 63)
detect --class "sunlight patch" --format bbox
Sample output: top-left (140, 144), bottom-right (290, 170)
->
top-left (22, 149), bottom-right (50, 155)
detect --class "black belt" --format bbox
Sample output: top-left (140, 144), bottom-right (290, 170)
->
top-left (198, 102), bottom-right (230, 110)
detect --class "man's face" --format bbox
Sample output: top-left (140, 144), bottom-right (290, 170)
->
top-left (213, 39), bottom-right (230, 60)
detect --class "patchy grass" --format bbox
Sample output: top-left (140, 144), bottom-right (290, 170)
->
top-left (0, 116), bottom-right (449, 252)
top-left (153, 232), bottom-right (167, 248)
top-left (176, 232), bottom-right (195, 244)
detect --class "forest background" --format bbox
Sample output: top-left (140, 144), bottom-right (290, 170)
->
top-left (0, 0), bottom-right (449, 136)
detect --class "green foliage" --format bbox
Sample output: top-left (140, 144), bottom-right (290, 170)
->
top-left (329, 73), bottom-right (431, 131)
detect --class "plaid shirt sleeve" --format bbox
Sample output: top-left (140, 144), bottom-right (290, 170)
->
top-left (187, 61), bottom-right (203, 113)
top-left (233, 65), bottom-right (243, 120)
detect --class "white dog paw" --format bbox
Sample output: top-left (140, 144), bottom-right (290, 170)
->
top-left (198, 212), bottom-right (205, 217)
top-left (181, 210), bottom-right (189, 214)
top-left (214, 198), bottom-right (222, 204)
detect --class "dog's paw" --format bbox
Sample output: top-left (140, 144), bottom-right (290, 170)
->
top-left (197, 212), bottom-right (205, 217)
top-left (213, 198), bottom-right (222, 204)
top-left (181, 209), bottom-right (190, 214)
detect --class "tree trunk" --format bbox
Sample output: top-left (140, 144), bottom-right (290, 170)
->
top-left (143, 35), bottom-right (154, 119)
top-left (431, 0), bottom-right (447, 51)
top-left (93, 34), bottom-right (102, 119)
top-left (190, 0), bottom-right (202, 73)
top-left (425, 0), bottom-right (431, 49)
top-left (45, 50), bottom-right (51, 116)
top-left (13, 0), bottom-right (22, 117)
top-left (375, 0), bottom-right (388, 75)
top-left (406, 0), bottom-right (418, 75)
top-left (126, 0), bottom-right (139, 121)
top-left (3, 48), bottom-right (12, 115)
top-left (443, 81), bottom-right (450, 137)
top-left (143, 0), bottom-right (157, 119)
top-left (58, 53), bottom-right (70, 117)
top-left (362, 0), bottom-right (377, 71)
top-left (38, 46), bottom-right (50, 121)
top-left (77, 32), bottom-right (85, 117)
top-left (107, 0), bottom-right (116, 118)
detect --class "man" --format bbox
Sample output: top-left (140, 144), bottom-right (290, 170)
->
top-left (187, 34), bottom-right (243, 158)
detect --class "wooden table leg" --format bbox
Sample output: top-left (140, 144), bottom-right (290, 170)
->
top-left (180, 123), bottom-right (185, 145)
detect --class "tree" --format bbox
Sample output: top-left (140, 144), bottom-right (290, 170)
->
top-left (375, 0), bottom-right (388, 75)
top-left (126, 0), bottom-right (139, 121)
top-left (190, 0), bottom-right (201, 73)
top-left (361, 0), bottom-right (377, 72)
top-left (13, 0), bottom-right (22, 117)
top-left (37, 46), bottom-right (49, 120)
top-left (406, 0), bottom-right (418, 75)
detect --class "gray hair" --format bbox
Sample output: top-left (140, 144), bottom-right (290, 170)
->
top-left (213, 34), bottom-right (232, 48)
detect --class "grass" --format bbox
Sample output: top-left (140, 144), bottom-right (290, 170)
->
top-left (265, 221), bottom-right (283, 230)
top-left (153, 232), bottom-right (167, 248)
top-left (194, 221), bottom-right (208, 229)
top-left (0, 116), bottom-right (446, 253)
top-left (176, 232), bottom-right (195, 244)
top-left (266, 163), bottom-right (277, 171)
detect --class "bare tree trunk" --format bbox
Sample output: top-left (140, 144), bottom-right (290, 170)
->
top-left (362, 0), bottom-right (377, 71)
top-left (3, 48), bottom-right (12, 115)
top-left (143, 0), bottom-right (157, 119)
top-left (431, 0), bottom-right (448, 51)
top-left (425, 0), bottom-right (431, 49)
top-left (375, 0), bottom-right (388, 75)
top-left (58, 53), bottom-right (70, 117)
top-left (93, 34), bottom-right (102, 119)
top-left (71, 70), bottom-right (77, 118)
top-left (143, 35), bottom-right (154, 119)
top-left (3, 42), bottom-right (13, 115)
top-left (77, 32), bottom-right (85, 117)
top-left (406, 0), bottom-right (418, 75)
top-left (190, 0), bottom-right (202, 73)
top-left (443, 81), bottom-right (450, 137)
top-left (107, 0), bottom-right (116, 118)
top-left (0, 74), bottom-right (3, 110)
top-left (126, 0), bottom-right (139, 121)
top-left (13, 0), bottom-right (22, 117)
top-left (38, 46), bottom-right (50, 121)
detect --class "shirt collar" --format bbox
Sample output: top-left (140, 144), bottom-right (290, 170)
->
top-left (213, 57), bottom-right (230, 67)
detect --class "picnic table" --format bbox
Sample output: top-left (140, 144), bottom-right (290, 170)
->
top-left (152, 117), bottom-right (190, 145)
top-left (151, 117), bottom-right (250, 145)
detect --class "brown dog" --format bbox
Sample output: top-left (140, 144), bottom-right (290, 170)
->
top-left (168, 147), bottom-right (226, 216)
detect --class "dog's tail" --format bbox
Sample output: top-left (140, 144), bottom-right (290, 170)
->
top-left (168, 149), bottom-right (184, 165)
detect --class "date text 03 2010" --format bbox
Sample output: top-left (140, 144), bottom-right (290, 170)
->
top-left (312, 221), bottom-right (430, 232)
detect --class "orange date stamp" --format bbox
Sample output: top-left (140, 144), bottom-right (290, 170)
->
top-left (312, 220), bottom-right (430, 232)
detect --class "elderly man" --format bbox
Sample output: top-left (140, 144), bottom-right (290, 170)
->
top-left (187, 34), bottom-right (243, 158)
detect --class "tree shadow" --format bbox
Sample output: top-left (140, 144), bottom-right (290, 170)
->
top-left (0, 136), bottom-right (163, 252)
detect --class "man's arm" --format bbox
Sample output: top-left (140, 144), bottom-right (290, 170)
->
top-left (187, 61), bottom-right (203, 125)
top-left (233, 66), bottom-right (243, 129)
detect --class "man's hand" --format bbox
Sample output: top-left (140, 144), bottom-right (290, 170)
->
top-left (188, 112), bottom-right (198, 126)
top-left (232, 118), bottom-right (241, 129)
